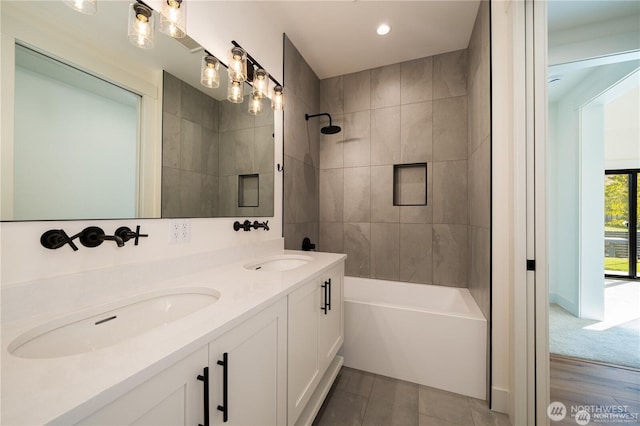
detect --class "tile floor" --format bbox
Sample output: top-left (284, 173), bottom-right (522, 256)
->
top-left (313, 367), bottom-right (511, 426)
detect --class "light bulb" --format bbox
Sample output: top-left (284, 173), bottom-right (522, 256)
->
top-left (248, 94), bottom-right (263, 115)
top-left (160, 0), bottom-right (186, 38)
top-left (201, 55), bottom-right (220, 89)
top-left (128, 3), bottom-right (154, 49)
top-left (228, 46), bottom-right (247, 83)
top-left (227, 79), bottom-right (244, 104)
top-left (271, 85), bottom-right (285, 111)
top-left (252, 68), bottom-right (269, 99)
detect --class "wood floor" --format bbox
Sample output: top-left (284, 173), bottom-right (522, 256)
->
top-left (550, 355), bottom-right (640, 425)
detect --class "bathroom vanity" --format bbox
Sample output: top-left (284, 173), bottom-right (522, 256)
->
top-left (1, 246), bottom-right (345, 425)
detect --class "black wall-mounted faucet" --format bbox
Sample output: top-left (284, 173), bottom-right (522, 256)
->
top-left (252, 220), bottom-right (269, 231)
top-left (79, 226), bottom-right (124, 248)
top-left (233, 220), bottom-right (270, 232)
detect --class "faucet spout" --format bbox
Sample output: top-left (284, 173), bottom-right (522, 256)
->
top-left (79, 226), bottom-right (124, 248)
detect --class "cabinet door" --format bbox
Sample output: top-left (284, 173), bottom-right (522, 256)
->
top-left (287, 279), bottom-right (321, 424)
top-left (77, 346), bottom-right (208, 426)
top-left (208, 298), bottom-right (287, 426)
top-left (318, 263), bottom-right (344, 374)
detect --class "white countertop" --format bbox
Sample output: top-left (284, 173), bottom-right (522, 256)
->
top-left (1, 249), bottom-right (346, 425)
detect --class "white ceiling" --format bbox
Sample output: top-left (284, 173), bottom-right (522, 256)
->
top-left (258, 1), bottom-right (481, 79)
top-left (548, 0), bottom-right (640, 33)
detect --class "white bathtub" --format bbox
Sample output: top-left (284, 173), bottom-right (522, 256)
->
top-left (339, 277), bottom-right (487, 399)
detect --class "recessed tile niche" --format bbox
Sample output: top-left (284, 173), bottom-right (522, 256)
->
top-left (393, 163), bottom-right (428, 206)
top-left (238, 174), bottom-right (259, 207)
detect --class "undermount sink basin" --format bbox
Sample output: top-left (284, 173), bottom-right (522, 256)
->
top-left (8, 287), bottom-right (220, 359)
top-left (244, 254), bottom-right (313, 272)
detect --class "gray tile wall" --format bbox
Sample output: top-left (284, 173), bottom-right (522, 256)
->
top-left (467, 0), bottom-right (491, 322)
top-left (162, 71), bottom-right (220, 218)
top-left (466, 0), bottom-right (491, 403)
top-left (162, 71), bottom-right (274, 218)
top-left (319, 50), bottom-right (471, 287)
top-left (283, 35), bottom-right (321, 249)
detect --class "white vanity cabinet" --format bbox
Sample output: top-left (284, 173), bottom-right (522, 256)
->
top-left (208, 298), bottom-right (288, 426)
top-left (77, 346), bottom-right (208, 425)
top-left (287, 263), bottom-right (344, 425)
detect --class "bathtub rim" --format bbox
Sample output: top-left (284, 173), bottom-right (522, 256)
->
top-left (343, 276), bottom-right (486, 322)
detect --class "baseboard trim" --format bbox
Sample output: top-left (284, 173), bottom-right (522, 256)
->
top-left (491, 386), bottom-right (509, 414)
top-left (549, 293), bottom-right (578, 316)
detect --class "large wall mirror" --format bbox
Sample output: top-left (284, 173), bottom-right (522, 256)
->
top-left (0, 1), bottom-right (275, 221)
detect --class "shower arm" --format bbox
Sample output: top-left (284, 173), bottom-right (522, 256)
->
top-left (305, 113), bottom-right (333, 125)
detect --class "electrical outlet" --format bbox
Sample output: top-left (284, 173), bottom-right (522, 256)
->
top-left (170, 219), bottom-right (191, 244)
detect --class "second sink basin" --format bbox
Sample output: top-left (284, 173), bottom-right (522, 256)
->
top-left (244, 254), bottom-right (313, 272)
top-left (8, 287), bottom-right (220, 359)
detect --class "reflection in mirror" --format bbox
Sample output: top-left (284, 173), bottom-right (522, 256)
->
top-left (161, 71), bottom-right (274, 218)
top-left (0, 0), bottom-right (275, 221)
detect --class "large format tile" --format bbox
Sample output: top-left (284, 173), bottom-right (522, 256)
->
top-left (371, 107), bottom-right (401, 166)
top-left (218, 131), bottom-right (235, 176)
top-left (313, 389), bottom-right (368, 426)
top-left (163, 71), bottom-right (180, 115)
top-left (179, 170), bottom-right (202, 217)
top-left (401, 56), bottom-right (433, 105)
top-left (433, 96), bottom-right (468, 161)
top-left (201, 127), bottom-right (218, 177)
top-left (370, 223), bottom-right (400, 281)
top-left (162, 112), bottom-right (181, 168)
top-left (161, 166), bottom-right (180, 217)
top-left (433, 49), bottom-right (468, 100)
top-left (320, 114), bottom-right (345, 170)
top-left (344, 70), bottom-right (371, 113)
top-left (343, 167), bottom-right (371, 222)
top-left (468, 138), bottom-right (491, 229)
top-left (432, 224), bottom-right (468, 287)
top-left (370, 165), bottom-right (400, 223)
top-left (320, 168), bottom-right (344, 222)
top-left (468, 226), bottom-right (490, 320)
top-left (468, 397), bottom-right (511, 426)
top-left (344, 223), bottom-right (371, 277)
top-left (319, 221), bottom-right (344, 254)
top-left (335, 367), bottom-right (376, 398)
top-left (254, 125), bottom-right (274, 174)
top-left (180, 80), bottom-right (203, 124)
top-left (401, 101), bottom-right (433, 163)
top-left (180, 119), bottom-right (202, 172)
top-left (432, 160), bottom-right (468, 225)
top-left (234, 128), bottom-right (255, 174)
top-left (418, 386), bottom-right (473, 425)
top-left (321, 76), bottom-right (344, 116)
top-left (371, 63), bottom-right (401, 109)
top-left (400, 223), bottom-right (432, 284)
top-left (344, 111), bottom-right (371, 168)
top-left (363, 376), bottom-right (419, 426)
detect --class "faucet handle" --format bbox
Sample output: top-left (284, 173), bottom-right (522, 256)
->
top-left (115, 225), bottom-right (148, 245)
top-left (40, 229), bottom-right (80, 251)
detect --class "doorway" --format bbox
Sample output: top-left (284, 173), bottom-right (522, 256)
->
top-left (604, 170), bottom-right (639, 279)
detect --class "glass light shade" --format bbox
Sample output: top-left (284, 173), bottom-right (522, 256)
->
top-left (128, 3), bottom-right (155, 49)
top-left (248, 94), bottom-right (263, 115)
top-left (252, 68), bottom-right (269, 99)
top-left (159, 0), bottom-right (186, 38)
top-left (227, 79), bottom-right (244, 104)
top-left (63, 0), bottom-right (97, 15)
top-left (271, 85), bottom-right (285, 111)
top-left (228, 47), bottom-right (247, 83)
top-left (201, 55), bottom-right (220, 89)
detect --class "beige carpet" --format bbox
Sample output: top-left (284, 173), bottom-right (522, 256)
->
top-left (549, 301), bottom-right (640, 369)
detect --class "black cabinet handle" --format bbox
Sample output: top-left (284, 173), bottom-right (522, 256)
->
top-left (217, 353), bottom-right (228, 422)
top-left (321, 281), bottom-right (328, 315)
top-left (327, 278), bottom-right (332, 311)
top-left (197, 367), bottom-right (209, 426)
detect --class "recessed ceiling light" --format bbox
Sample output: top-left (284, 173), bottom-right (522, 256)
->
top-left (376, 24), bottom-right (391, 36)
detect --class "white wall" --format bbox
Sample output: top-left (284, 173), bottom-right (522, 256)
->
top-left (0, 1), bottom-right (284, 287)
top-left (548, 61), bottom-right (638, 317)
top-left (605, 84), bottom-right (640, 170)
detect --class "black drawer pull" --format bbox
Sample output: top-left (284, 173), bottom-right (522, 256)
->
top-left (327, 278), bottom-right (332, 311)
top-left (197, 367), bottom-right (209, 426)
top-left (217, 353), bottom-right (229, 422)
top-left (321, 281), bottom-right (328, 315)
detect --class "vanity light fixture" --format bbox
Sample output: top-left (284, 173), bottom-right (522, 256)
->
top-left (376, 23), bottom-right (391, 35)
top-left (201, 54), bottom-right (220, 89)
top-left (248, 93), bottom-right (263, 115)
top-left (159, 0), bottom-right (187, 39)
top-left (252, 68), bottom-right (269, 99)
top-left (227, 79), bottom-right (244, 104)
top-left (271, 85), bottom-right (285, 111)
top-left (128, 2), bottom-right (155, 49)
top-left (228, 46), bottom-right (248, 83)
top-left (63, 0), bottom-right (97, 15)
